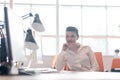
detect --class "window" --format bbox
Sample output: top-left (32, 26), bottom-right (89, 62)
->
top-left (1, 0), bottom-right (120, 57)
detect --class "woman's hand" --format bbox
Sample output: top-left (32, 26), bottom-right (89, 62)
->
top-left (62, 43), bottom-right (68, 51)
top-left (62, 43), bottom-right (80, 52)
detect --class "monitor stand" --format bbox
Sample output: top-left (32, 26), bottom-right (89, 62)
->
top-left (0, 63), bottom-right (12, 75)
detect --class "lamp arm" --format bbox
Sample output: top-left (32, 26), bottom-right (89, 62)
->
top-left (22, 13), bottom-right (33, 20)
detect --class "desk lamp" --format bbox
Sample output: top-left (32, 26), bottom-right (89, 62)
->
top-left (21, 12), bottom-right (44, 70)
top-left (22, 13), bottom-right (39, 50)
top-left (24, 28), bottom-right (39, 50)
top-left (32, 13), bottom-right (45, 32)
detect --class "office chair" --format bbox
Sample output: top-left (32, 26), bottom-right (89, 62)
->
top-left (94, 52), bottom-right (104, 72)
top-left (111, 58), bottom-right (120, 72)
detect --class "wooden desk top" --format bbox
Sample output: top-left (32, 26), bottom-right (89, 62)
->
top-left (1, 71), bottom-right (120, 80)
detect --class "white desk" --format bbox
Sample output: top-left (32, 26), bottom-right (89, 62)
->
top-left (1, 71), bottom-right (120, 80)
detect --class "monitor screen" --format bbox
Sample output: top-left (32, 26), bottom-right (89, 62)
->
top-left (4, 7), bottom-right (26, 63)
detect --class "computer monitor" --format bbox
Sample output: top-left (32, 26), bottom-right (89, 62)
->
top-left (6, 7), bottom-right (26, 62)
top-left (0, 6), bottom-right (26, 74)
top-left (0, 6), bottom-right (13, 74)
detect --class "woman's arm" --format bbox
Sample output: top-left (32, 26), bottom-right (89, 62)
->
top-left (56, 51), bottom-right (66, 71)
top-left (87, 46), bottom-right (99, 71)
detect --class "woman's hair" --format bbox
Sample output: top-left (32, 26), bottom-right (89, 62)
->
top-left (66, 26), bottom-right (79, 37)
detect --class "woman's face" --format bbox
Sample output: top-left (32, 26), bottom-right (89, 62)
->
top-left (66, 31), bottom-right (78, 44)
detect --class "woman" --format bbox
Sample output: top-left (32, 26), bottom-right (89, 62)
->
top-left (56, 26), bottom-right (99, 71)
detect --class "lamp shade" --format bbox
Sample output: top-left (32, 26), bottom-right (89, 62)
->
top-left (32, 13), bottom-right (45, 32)
top-left (24, 29), bottom-right (39, 50)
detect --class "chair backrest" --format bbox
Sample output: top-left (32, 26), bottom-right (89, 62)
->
top-left (94, 52), bottom-right (104, 72)
top-left (111, 58), bottom-right (120, 72)
top-left (63, 64), bottom-right (70, 70)
top-left (111, 58), bottom-right (120, 69)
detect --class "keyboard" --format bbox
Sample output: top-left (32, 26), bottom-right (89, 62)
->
top-left (18, 67), bottom-right (58, 75)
